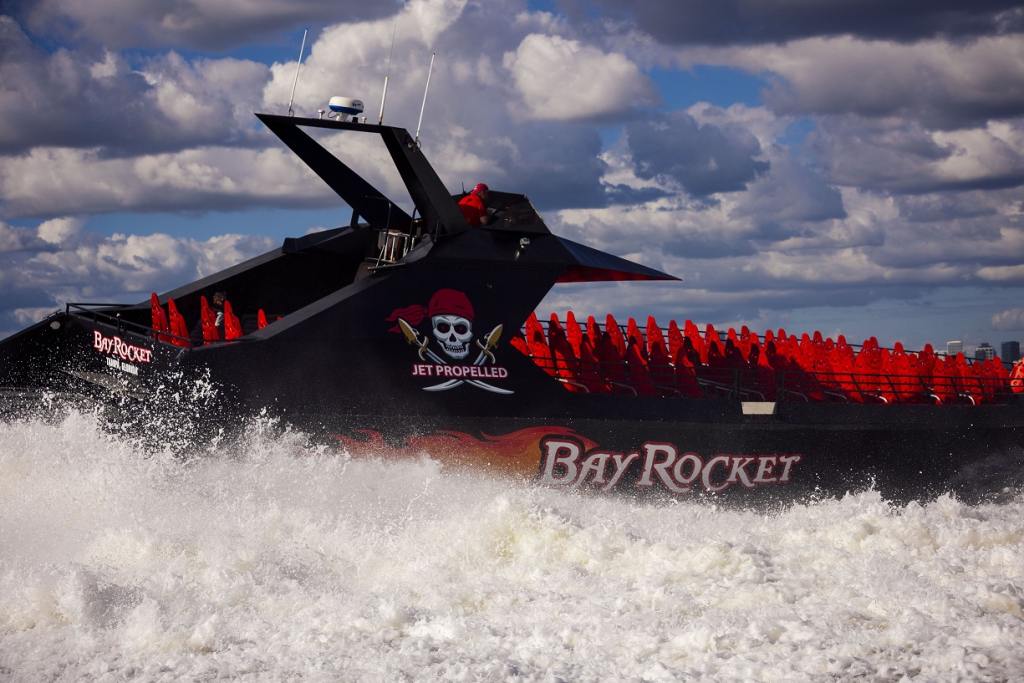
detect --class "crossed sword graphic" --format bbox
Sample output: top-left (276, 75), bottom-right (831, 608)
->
top-left (397, 318), bottom-right (513, 394)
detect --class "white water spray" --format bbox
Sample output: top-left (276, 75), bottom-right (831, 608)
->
top-left (1, 411), bottom-right (1022, 679)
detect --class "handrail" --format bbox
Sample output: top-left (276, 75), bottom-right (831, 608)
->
top-left (66, 302), bottom-right (194, 347)
top-left (67, 303), bottom-right (158, 339)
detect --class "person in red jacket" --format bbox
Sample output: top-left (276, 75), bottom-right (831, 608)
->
top-left (458, 183), bottom-right (491, 226)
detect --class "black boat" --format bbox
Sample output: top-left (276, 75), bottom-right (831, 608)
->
top-left (2, 112), bottom-right (1023, 502)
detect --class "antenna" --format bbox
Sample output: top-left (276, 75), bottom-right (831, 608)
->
top-left (378, 19), bottom-right (399, 125)
top-left (287, 28), bottom-right (309, 117)
top-left (414, 51), bottom-right (436, 146)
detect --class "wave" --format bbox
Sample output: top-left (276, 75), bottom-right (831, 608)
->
top-left (1, 410), bottom-right (1023, 679)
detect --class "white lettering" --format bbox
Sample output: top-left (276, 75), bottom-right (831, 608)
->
top-left (754, 456), bottom-right (778, 484)
top-left (701, 455), bottom-right (731, 492)
top-left (91, 330), bottom-right (152, 364)
top-left (578, 452), bottom-right (610, 486)
top-left (638, 443), bottom-right (688, 493)
top-left (778, 455), bottom-right (801, 482)
top-left (539, 439), bottom-right (581, 485)
top-left (726, 457), bottom-right (757, 488)
top-left (603, 452), bottom-right (639, 491)
top-left (671, 452), bottom-right (703, 490)
top-left (534, 435), bottom-right (802, 494)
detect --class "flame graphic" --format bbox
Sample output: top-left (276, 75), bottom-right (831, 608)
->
top-left (333, 425), bottom-right (598, 476)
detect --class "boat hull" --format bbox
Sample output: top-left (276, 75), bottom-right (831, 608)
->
top-left (296, 405), bottom-right (1024, 504)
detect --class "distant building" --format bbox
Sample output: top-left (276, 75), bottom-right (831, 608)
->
top-left (1002, 341), bottom-right (1021, 362)
top-left (946, 340), bottom-right (963, 356)
top-left (975, 342), bottom-right (995, 361)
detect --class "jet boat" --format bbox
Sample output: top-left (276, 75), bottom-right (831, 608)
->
top-left (2, 112), bottom-right (1023, 502)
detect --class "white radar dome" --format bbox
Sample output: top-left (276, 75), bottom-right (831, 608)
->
top-left (328, 96), bottom-right (364, 116)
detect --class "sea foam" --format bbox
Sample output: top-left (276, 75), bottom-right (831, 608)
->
top-left (1, 410), bottom-right (1022, 680)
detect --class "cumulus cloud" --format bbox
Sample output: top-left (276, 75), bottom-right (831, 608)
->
top-left (730, 153), bottom-right (845, 230)
top-left (626, 109), bottom-right (769, 196)
top-left (585, 0), bottom-right (1023, 46)
top-left (0, 219), bottom-right (275, 307)
top-left (258, 0), bottom-right (616, 210)
top-left (0, 221), bottom-right (41, 253)
top-left (0, 16), bottom-right (271, 155)
top-left (664, 35), bottom-right (1024, 131)
top-left (0, 145), bottom-right (340, 218)
top-left (810, 117), bottom-right (1024, 194)
top-left (36, 217), bottom-right (83, 245)
top-left (0, 216), bottom-right (277, 337)
top-left (502, 33), bottom-right (656, 120)
top-left (15, 0), bottom-right (398, 50)
top-left (752, 36), bottom-right (1024, 130)
top-left (992, 308), bottom-right (1024, 330)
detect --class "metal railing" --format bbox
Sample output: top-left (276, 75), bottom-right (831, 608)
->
top-left (67, 302), bottom-right (193, 348)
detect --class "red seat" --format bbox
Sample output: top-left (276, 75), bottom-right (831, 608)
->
top-left (667, 320), bottom-right (684, 360)
top-left (646, 316), bottom-right (666, 359)
top-left (200, 295), bottom-right (220, 343)
top-left (596, 331), bottom-right (631, 394)
top-left (626, 317), bottom-right (645, 359)
top-left (509, 334), bottom-right (529, 356)
top-left (166, 298), bottom-right (190, 347)
top-left (625, 339), bottom-right (657, 396)
top-left (605, 314), bottom-right (627, 358)
top-left (525, 312), bottom-right (544, 345)
top-left (527, 327), bottom-right (555, 376)
top-left (647, 336), bottom-right (675, 394)
top-left (747, 343), bottom-right (777, 400)
top-left (916, 344), bottom-right (939, 403)
top-left (548, 313), bottom-right (563, 341)
top-left (223, 300), bottom-right (243, 340)
top-left (984, 357), bottom-right (1009, 400)
top-left (931, 355), bottom-right (958, 404)
top-left (549, 324), bottom-right (582, 392)
top-left (577, 334), bottom-right (607, 393)
top-left (257, 308), bottom-right (269, 330)
top-left (586, 315), bottom-right (601, 347)
top-left (565, 311), bottom-right (584, 358)
top-left (150, 292), bottom-right (170, 342)
top-left (955, 354), bottom-right (981, 404)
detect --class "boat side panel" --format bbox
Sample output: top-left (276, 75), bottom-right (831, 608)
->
top-left (313, 412), bottom-right (1024, 504)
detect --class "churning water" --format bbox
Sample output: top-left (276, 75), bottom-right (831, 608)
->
top-left (1, 410), bottom-right (1023, 681)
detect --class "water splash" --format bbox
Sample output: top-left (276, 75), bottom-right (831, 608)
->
top-left (1, 410), bottom-right (1022, 679)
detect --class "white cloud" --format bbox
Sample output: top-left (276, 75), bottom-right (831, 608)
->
top-left (0, 16), bottom-right (271, 155)
top-left (0, 146), bottom-right (336, 217)
top-left (3, 220), bottom-right (276, 300)
top-left (992, 308), bottom-right (1024, 331)
top-left (678, 35), bottom-right (1024, 129)
top-left (36, 217), bottom-right (83, 245)
top-left (21, 0), bottom-right (397, 50)
top-left (0, 221), bottom-right (40, 253)
top-left (12, 306), bottom-right (60, 325)
top-left (977, 264), bottom-right (1024, 283)
top-left (812, 117), bottom-right (1024, 194)
top-left (502, 33), bottom-right (656, 120)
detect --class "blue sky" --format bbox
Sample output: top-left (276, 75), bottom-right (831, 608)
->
top-left (1, 0), bottom-right (1023, 351)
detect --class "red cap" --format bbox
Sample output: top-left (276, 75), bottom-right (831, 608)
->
top-left (472, 183), bottom-right (489, 195)
top-left (427, 289), bottom-right (474, 320)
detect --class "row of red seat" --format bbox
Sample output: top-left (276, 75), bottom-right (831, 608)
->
top-left (511, 311), bottom-right (1017, 405)
top-left (149, 292), bottom-right (269, 347)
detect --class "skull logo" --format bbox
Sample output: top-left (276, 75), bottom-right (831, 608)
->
top-left (433, 315), bottom-right (473, 359)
